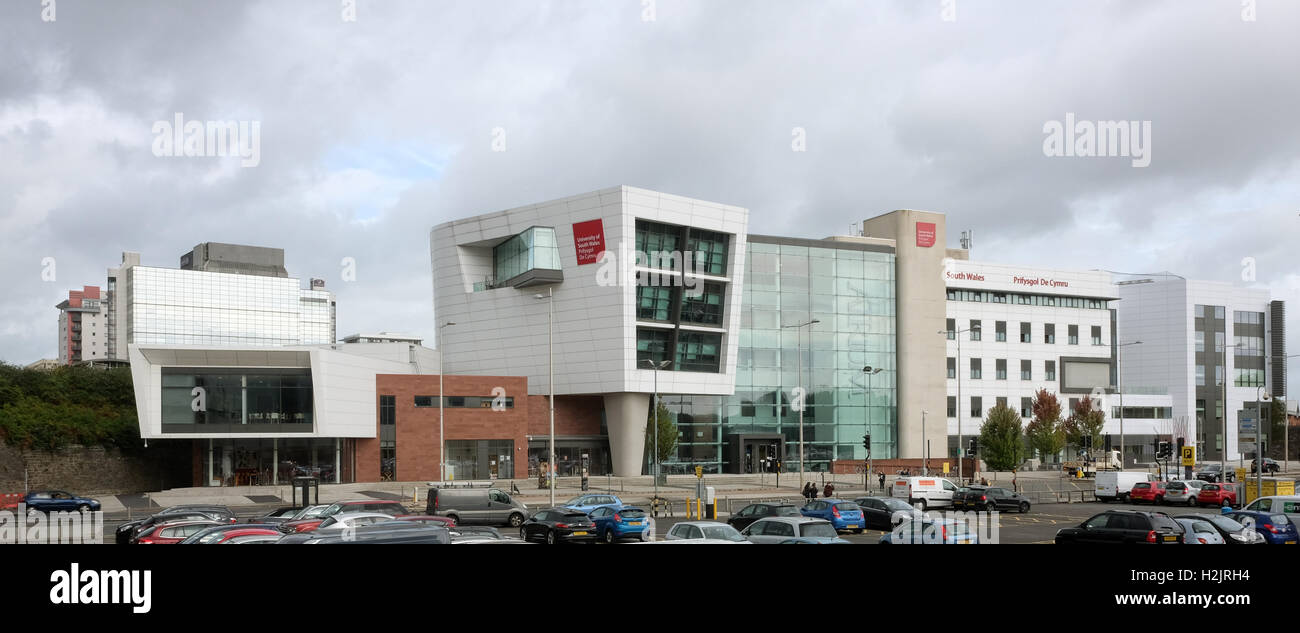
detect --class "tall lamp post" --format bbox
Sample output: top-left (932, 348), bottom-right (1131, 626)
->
top-left (438, 321), bottom-right (455, 483)
top-left (534, 289), bottom-right (555, 508)
top-left (863, 366), bottom-right (883, 483)
top-left (784, 319), bottom-right (820, 490)
top-left (1219, 343), bottom-right (1240, 479)
top-left (643, 357), bottom-right (672, 504)
top-left (939, 322), bottom-right (980, 482)
top-left (1256, 386), bottom-right (1269, 501)
top-left (1115, 341), bottom-right (1143, 467)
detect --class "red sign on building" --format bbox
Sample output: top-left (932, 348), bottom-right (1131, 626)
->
top-left (572, 219), bottom-right (606, 265)
top-left (916, 222), bottom-right (936, 248)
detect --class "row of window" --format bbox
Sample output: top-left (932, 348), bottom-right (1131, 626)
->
top-left (945, 319), bottom-right (1103, 345)
top-left (947, 358), bottom-right (1056, 382)
top-left (635, 220), bottom-right (731, 276)
top-left (946, 289), bottom-right (1108, 310)
top-left (636, 282), bottom-right (726, 325)
top-left (412, 396), bottom-right (516, 409)
top-left (942, 396), bottom-right (1161, 420)
top-left (1194, 366), bottom-right (1268, 388)
top-left (1233, 311), bottom-right (1265, 325)
top-left (636, 328), bottom-right (723, 373)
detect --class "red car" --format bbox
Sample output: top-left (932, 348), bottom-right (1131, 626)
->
top-left (212, 528), bottom-right (281, 544)
top-left (136, 520), bottom-right (224, 544)
top-left (1129, 482), bottom-right (1168, 505)
top-left (1197, 483), bottom-right (1238, 508)
top-left (279, 500), bottom-right (412, 533)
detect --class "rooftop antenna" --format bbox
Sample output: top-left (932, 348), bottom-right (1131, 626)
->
top-left (960, 230), bottom-right (973, 251)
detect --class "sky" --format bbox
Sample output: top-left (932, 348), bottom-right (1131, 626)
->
top-left (1, 0), bottom-right (1297, 401)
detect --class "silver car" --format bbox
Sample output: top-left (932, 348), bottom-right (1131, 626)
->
top-left (1164, 480), bottom-right (1206, 506)
top-left (664, 521), bottom-right (750, 543)
top-left (1174, 518), bottom-right (1225, 544)
top-left (740, 517), bottom-right (844, 544)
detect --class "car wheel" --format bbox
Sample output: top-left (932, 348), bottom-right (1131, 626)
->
top-left (77, 504), bottom-right (90, 513)
top-left (508, 513), bottom-right (524, 528)
top-left (985, 502), bottom-right (997, 513)
top-left (545, 529), bottom-right (557, 545)
top-left (446, 514), bottom-right (459, 526)
top-left (912, 499), bottom-right (927, 511)
top-left (603, 529), bottom-right (615, 544)
top-left (1187, 497), bottom-right (1196, 507)
top-left (519, 528), bottom-right (528, 541)
top-left (853, 529), bottom-right (864, 534)
top-left (1019, 502), bottom-right (1029, 514)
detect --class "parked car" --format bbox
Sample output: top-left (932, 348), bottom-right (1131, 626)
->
top-left (179, 523), bottom-right (279, 544)
top-left (1053, 510), bottom-right (1185, 544)
top-left (389, 515), bottom-right (457, 528)
top-left (1163, 480), bottom-right (1206, 506)
top-left (425, 487), bottom-right (529, 527)
top-left (780, 537), bottom-right (852, 544)
top-left (248, 506), bottom-right (302, 525)
top-left (558, 494), bottom-right (624, 514)
top-left (1129, 481), bottom-right (1169, 505)
top-left (879, 517), bottom-right (978, 544)
top-left (519, 509), bottom-right (597, 544)
top-left (1241, 495), bottom-right (1300, 526)
top-left (953, 486), bottom-right (1030, 513)
top-left (1171, 513), bottom-right (1264, 544)
top-left (280, 500), bottom-right (410, 533)
top-left (740, 517), bottom-right (847, 544)
top-left (1226, 511), bottom-right (1299, 545)
top-left (221, 533), bottom-right (283, 544)
top-left (853, 496), bottom-right (917, 530)
top-left (1194, 464), bottom-right (1235, 483)
top-left (726, 503), bottom-right (802, 532)
top-left (1095, 471), bottom-right (1156, 502)
top-left (315, 512), bottom-right (402, 531)
top-left (21, 490), bottom-right (100, 514)
top-left (1196, 483), bottom-right (1238, 508)
top-left (117, 506), bottom-right (237, 544)
top-left (1174, 518), bottom-right (1225, 544)
top-left (588, 505), bottom-right (650, 543)
top-left (279, 523), bottom-right (451, 544)
top-left (663, 521), bottom-right (749, 543)
top-left (1251, 458), bottom-right (1281, 475)
top-left (136, 519), bottom-right (226, 544)
top-left (443, 526), bottom-right (510, 543)
top-left (208, 528), bottom-right (282, 544)
top-left (890, 476), bottom-right (958, 510)
top-left (799, 499), bottom-right (865, 533)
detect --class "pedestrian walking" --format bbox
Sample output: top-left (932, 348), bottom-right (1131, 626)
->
top-left (802, 482), bottom-right (814, 503)
top-left (823, 482), bottom-right (835, 499)
top-left (878, 471), bottom-right (886, 491)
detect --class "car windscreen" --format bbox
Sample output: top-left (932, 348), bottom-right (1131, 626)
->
top-left (701, 526), bottom-right (746, 542)
top-left (1202, 484), bottom-right (1219, 491)
top-left (881, 498), bottom-right (913, 512)
top-left (801, 523), bottom-right (837, 539)
top-left (774, 506), bottom-right (801, 517)
top-left (1149, 515), bottom-right (1181, 531)
top-left (561, 513), bottom-right (589, 522)
top-left (619, 509), bottom-right (646, 519)
top-left (1166, 482), bottom-right (1185, 491)
top-left (833, 503), bottom-right (860, 512)
top-left (1203, 516), bottom-right (1245, 531)
top-left (1133, 483), bottom-right (1150, 489)
top-left (1270, 515), bottom-right (1291, 526)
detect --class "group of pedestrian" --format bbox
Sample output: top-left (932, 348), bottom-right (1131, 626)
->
top-left (801, 482), bottom-right (837, 502)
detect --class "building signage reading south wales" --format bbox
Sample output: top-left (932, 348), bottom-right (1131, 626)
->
top-left (572, 219), bottom-right (606, 265)
top-left (916, 222), bottom-right (936, 248)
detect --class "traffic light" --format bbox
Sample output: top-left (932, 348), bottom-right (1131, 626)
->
top-left (1157, 441), bottom-right (1171, 459)
top-left (863, 434), bottom-right (871, 450)
top-left (969, 438), bottom-right (978, 456)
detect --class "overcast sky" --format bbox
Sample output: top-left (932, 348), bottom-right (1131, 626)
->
top-left (1, 0), bottom-right (1297, 400)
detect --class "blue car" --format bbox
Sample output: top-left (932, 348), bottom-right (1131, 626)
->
top-left (879, 518), bottom-right (979, 544)
top-left (560, 494), bottom-right (623, 514)
top-left (1227, 511), bottom-right (1299, 545)
top-left (800, 499), bottom-right (866, 533)
top-left (588, 506), bottom-right (649, 543)
top-left (23, 490), bottom-right (100, 514)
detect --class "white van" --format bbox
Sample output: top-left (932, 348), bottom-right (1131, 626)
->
top-left (890, 476), bottom-right (958, 510)
top-left (1095, 471), bottom-right (1155, 502)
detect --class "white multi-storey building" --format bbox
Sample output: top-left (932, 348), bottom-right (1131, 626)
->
top-left (944, 259), bottom-right (1173, 465)
top-left (1116, 275), bottom-right (1286, 462)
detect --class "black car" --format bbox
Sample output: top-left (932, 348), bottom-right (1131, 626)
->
top-left (1251, 458), bottom-right (1281, 475)
top-left (519, 509), bottom-right (596, 544)
top-left (853, 496), bottom-right (916, 530)
top-left (726, 503), bottom-right (803, 531)
top-left (1194, 464), bottom-right (1235, 483)
top-left (115, 505), bottom-right (237, 545)
top-left (1171, 513), bottom-right (1264, 545)
top-left (249, 506), bottom-right (302, 525)
top-left (1054, 510), bottom-right (1185, 544)
top-left (278, 523), bottom-right (450, 544)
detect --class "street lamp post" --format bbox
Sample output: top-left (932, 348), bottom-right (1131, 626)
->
top-left (643, 357), bottom-right (672, 505)
top-left (438, 321), bottom-right (455, 484)
top-left (1256, 385), bottom-right (1269, 502)
top-left (1116, 341), bottom-right (1143, 467)
top-left (863, 366), bottom-right (883, 484)
top-left (784, 319), bottom-right (820, 490)
top-left (921, 410), bottom-right (929, 475)
top-left (940, 322), bottom-right (980, 482)
top-left (534, 289), bottom-right (555, 508)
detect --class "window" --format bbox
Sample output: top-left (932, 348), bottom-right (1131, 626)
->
top-left (1020, 360), bottom-right (1031, 381)
top-left (636, 285), bottom-right (674, 321)
top-left (995, 359), bottom-right (1007, 380)
top-left (1234, 368), bottom-right (1265, 387)
top-left (1215, 366), bottom-right (1223, 386)
top-left (1214, 306), bottom-right (1225, 320)
top-left (1233, 336), bottom-right (1264, 357)
top-left (686, 228), bottom-right (729, 276)
top-left (1020, 322), bottom-right (1031, 343)
top-left (1045, 361), bottom-right (1056, 381)
top-left (1068, 325), bottom-right (1078, 345)
top-left (1234, 311), bottom-right (1264, 325)
top-left (1021, 397), bottom-right (1033, 418)
top-left (970, 358), bottom-right (982, 380)
top-left (676, 332), bottom-right (722, 373)
top-left (679, 282), bottom-right (725, 325)
top-left (1044, 324), bottom-right (1055, 344)
top-left (996, 396), bottom-right (1008, 409)
top-left (947, 357), bottom-right (956, 379)
top-left (970, 397), bottom-right (983, 418)
top-left (379, 395), bottom-right (395, 425)
top-left (947, 396), bottom-right (957, 418)
top-left (492, 227), bottom-right (561, 283)
top-left (995, 321), bottom-right (1006, 342)
top-left (637, 328), bottom-right (673, 365)
top-left (946, 319), bottom-right (955, 340)
top-left (635, 220), bottom-right (681, 270)
top-left (1195, 331), bottom-right (1205, 353)
top-left (1091, 325), bottom-right (1102, 346)
top-left (970, 320), bottom-right (981, 341)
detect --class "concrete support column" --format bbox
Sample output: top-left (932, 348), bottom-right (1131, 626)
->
top-left (604, 392), bottom-right (651, 476)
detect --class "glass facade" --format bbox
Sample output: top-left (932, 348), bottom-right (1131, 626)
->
top-left (129, 267), bottom-right (333, 346)
top-left (652, 239), bottom-right (897, 474)
top-left (201, 437), bottom-right (338, 486)
top-left (161, 368), bottom-right (313, 433)
top-left (492, 227), bottom-right (561, 283)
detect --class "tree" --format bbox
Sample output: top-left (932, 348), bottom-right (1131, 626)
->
top-left (644, 401), bottom-right (678, 471)
top-left (1268, 398), bottom-right (1289, 460)
top-left (977, 403), bottom-right (1025, 471)
top-left (1064, 397), bottom-right (1106, 457)
top-left (1025, 389), bottom-right (1065, 464)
